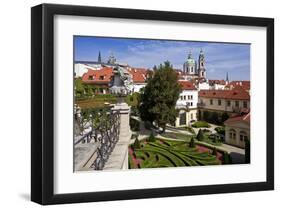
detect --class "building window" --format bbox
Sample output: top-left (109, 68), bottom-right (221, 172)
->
top-left (227, 100), bottom-right (231, 106)
top-left (229, 129), bottom-right (236, 140)
top-left (99, 75), bottom-right (105, 80)
top-left (184, 95), bottom-right (186, 100)
top-left (239, 131), bottom-right (248, 142)
top-left (190, 102), bottom-right (193, 107)
top-left (218, 99), bottom-right (222, 106)
top-left (89, 75), bottom-right (93, 80)
top-left (235, 101), bottom-right (239, 107)
top-left (180, 96), bottom-right (183, 100)
top-left (243, 101), bottom-right (248, 108)
top-left (190, 95), bottom-right (193, 100)
top-left (210, 99), bottom-right (213, 105)
top-left (191, 113), bottom-right (193, 120)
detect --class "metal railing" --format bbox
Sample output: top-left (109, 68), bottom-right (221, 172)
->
top-left (74, 105), bottom-right (120, 170)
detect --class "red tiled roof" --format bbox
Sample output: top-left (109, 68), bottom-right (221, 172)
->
top-left (225, 81), bottom-right (250, 91)
top-left (178, 81), bottom-right (197, 90)
top-left (128, 68), bottom-right (148, 83)
top-left (82, 67), bottom-right (149, 84)
top-left (209, 79), bottom-right (226, 85)
top-left (82, 67), bottom-right (113, 84)
top-left (199, 89), bottom-right (250, 100)
top-left (224, 112), bottom-right (250, 124)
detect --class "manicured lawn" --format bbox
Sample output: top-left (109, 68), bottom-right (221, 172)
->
top-left (160, 132), bottom-right (193, 141)
top-left (128, 138), bottom-right (221, 169)
top-left (191, 121), bottom-right (210, 128)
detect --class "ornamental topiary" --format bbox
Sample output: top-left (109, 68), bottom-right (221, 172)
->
top-left (133, 136), bottom-right (141, 149)
top-left (196, 129), bottom-right (204, 141)
top-left (148, 132), bottom-right (156, 142)
top-left (189, 137), bottom-right (195, 148)
top-left (212, 147), bottom-right (217, 156)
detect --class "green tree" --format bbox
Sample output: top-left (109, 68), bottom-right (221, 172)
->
top-left (189, 137), bottom-right (195, 148)
top-left (196, 129), bottom-right (204, 141)
top-left (245, 138), bottom-right (250, 163)
top-left (221, 112), bottom-right (229, 123)
top-left (84, 84), bottom-right (94, 97)
top-left (74, 78), bottom-right (85, 97)
top-left (138, 61), bottom-right (181, 133)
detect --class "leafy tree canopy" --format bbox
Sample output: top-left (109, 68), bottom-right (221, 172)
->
top-left (138, 61), bottom-right (181, 132)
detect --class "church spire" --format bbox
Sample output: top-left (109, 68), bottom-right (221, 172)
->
top-left (98, 51), bottom-right (102, 63)
top-left (226, 72), bottom-right (229, 82)
top-left (188, 50), bottom-right (192, 59)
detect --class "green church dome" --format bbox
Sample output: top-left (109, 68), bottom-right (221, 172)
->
top-left (186, 58), bottom-right (195, 64)
top-left (186, 52), bottom-right (195, 65)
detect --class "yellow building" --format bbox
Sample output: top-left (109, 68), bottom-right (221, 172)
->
top-left (224, 112), bottom-right (250, 148)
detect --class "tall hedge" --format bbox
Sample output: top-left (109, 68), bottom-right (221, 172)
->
top-left (196, 129), bottom-right (204, 141)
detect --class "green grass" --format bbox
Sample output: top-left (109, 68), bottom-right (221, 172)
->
top-left (185, 126), bottom-right (195, 134)
top-left (201, 133), bottom-right (223, 146)
top-left (191, 121), bottom-right (210, 128)
top-left (129, 138), bottom-right (220, 169)
top-left (160, 132), bottom-right (193, 141)
top-left (76, 97), bottom-right (117, 109)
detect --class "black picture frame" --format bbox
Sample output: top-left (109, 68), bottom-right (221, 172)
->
top-left (31, 3), bottom-right (274, 205)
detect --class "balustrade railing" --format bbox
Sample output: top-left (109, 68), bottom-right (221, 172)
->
top-left (74, 105), bottom-right (120, 170)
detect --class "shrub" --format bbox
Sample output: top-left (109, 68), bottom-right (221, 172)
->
top-left (148, 132), bottom-right (156, 142)
top-left (202, 129), bottom-right (211, 133)
top-left (192, 121), bottom-right (210, 128)
top-left (215, 126), bottom-right (225, 135)
top-left (133, 136), bottom-right (141, 149)
top-left (212, 147), bottom-right (218, 156)
top-left (196, 129), bottom-right (204, 141)
top-left (130, 117), bottom-right (140, 131)
top-left (189, 137), bottom-right (195, 148)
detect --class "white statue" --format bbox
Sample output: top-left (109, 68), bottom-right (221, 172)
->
top-left (109, 66), bottom-right (133, 97)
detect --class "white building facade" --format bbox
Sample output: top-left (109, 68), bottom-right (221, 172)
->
top-left (175, 81), bottom-right (198, 127)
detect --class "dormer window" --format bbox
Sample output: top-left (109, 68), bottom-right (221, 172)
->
top-left (99, 75), bottom-right (105, 80)
top-left (89, 75), bottom-right (94, 80)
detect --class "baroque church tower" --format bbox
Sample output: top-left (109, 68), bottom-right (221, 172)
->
top-left (198, 49), bottom-right (206, 78)
top-left (183, 52), bottom-right (196, 74)
top-left (183, 49), bottom-right (206, 79)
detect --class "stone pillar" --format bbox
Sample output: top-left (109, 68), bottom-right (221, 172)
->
top-left (111, 99), bottom-right (131, 169)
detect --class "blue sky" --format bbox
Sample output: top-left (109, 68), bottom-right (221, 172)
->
top-left (74, 36), bottom-right (250, 80)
